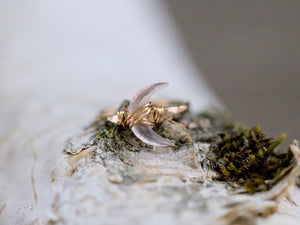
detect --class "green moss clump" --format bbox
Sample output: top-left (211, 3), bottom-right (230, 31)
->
top-left (209, 125), bottom-right (295, 193)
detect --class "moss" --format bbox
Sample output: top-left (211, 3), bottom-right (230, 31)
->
top-left (91, 121), bottom-right (149, 153)
top-left (208, 125), bottom-right (295, 193)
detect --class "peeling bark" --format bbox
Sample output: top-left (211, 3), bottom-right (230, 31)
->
top-left (1, 102), bottom-right (300, 225)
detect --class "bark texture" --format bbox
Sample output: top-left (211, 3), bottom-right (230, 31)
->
top-left (3, 106), bottom-right (299, 225)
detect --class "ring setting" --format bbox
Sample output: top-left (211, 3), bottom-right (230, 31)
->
top-left (97, 83), bottom-right (189, 147)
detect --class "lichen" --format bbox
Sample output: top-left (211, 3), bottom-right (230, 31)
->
top-left (89, 119), bottom-right (192, 153)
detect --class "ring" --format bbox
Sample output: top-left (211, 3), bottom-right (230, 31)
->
top-left (97, 82), bottom-right (189, 147)
top-left (97, 100), bottom-right (189, 128)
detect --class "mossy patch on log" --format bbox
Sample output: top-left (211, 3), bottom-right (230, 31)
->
top-left (207, 125), bottom-right (295, 193)
top-left (65, 109), bottom-right (297, 194)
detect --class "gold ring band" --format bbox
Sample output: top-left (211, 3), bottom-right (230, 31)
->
top-left (97, 100), bottom-right (189, 128)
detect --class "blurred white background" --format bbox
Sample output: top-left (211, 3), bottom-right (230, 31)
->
top-left (0, 0), bottom-right (298, 144)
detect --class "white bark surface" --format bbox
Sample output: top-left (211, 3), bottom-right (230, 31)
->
top-left (0, 1), bottom-right (299, 225)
